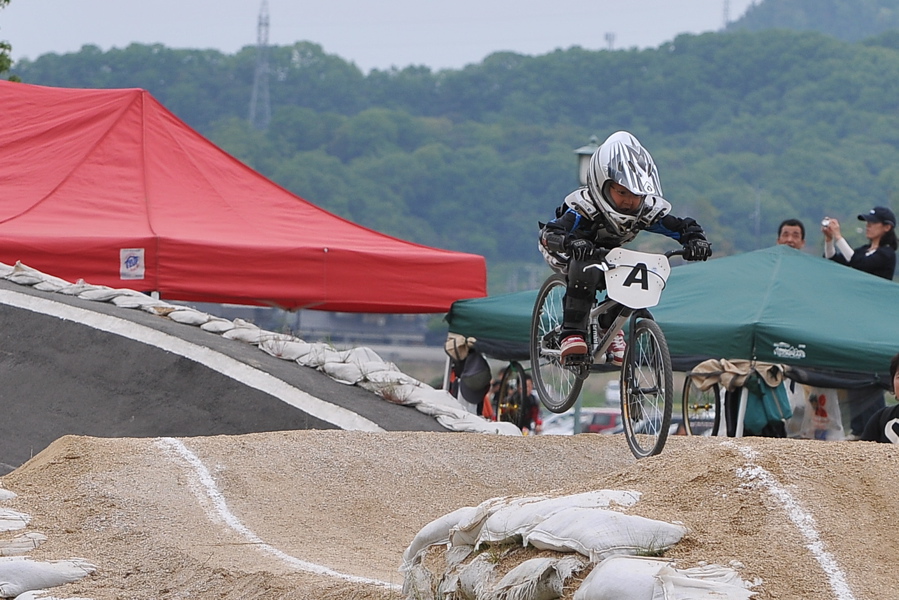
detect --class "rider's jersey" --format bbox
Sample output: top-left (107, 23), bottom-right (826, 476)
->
top-left (539, 187), bottom-right (698, 271)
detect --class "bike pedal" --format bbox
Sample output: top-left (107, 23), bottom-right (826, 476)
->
top-left (562, 354), bottom-right (592, 368)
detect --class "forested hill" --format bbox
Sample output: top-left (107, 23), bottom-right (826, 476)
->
top-left (10, 26), bottom-right (899, 292)
top-left (730, 0), bottom-right (899, 42)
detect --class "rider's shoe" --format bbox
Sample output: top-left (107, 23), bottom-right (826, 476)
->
top-left (607, 330), bottom-right (626, 366)
top-left (560, 334), bottom-right (588, 363)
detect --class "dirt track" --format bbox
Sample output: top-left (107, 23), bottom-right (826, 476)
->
top-left (1, 431), bottom-right (897, 599)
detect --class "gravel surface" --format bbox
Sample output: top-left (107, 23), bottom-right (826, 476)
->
top-left (1, 431), bottom-right (897, 599)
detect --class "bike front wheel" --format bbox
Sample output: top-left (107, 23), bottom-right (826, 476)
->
top-left (530, 274), bottom-right (584, 413)
top-left (682, 377), bottom-right (721, 436)
top-left (620, 318), bottom-right (673, 458)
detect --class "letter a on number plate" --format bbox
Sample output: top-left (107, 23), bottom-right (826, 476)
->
top-left (604, 248), bottom-right (671, 308)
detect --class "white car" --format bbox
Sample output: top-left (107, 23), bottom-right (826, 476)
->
top-left (541, 407), bottom-right (620, 435)
top-left (605, 380), bottom-right (621, 406)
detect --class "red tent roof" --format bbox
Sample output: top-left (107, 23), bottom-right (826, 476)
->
top-left (0, 81), bottom-right (487, 312)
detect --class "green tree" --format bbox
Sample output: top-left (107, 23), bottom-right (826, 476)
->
top-left (0, 0), bottom-right (19, 81)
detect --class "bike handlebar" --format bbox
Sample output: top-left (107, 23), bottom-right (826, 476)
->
top-left (664, 249), bottom-right (686, 258)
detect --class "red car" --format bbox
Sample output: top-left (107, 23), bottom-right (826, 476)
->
top-left (582, 408), bottom-right (621, 434)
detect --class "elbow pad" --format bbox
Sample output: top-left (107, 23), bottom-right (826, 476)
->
top-left (541, 231), bottom-right (568, 254)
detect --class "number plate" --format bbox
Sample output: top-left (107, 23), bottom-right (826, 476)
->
top-left (604, 248), bottom-right (671, 309)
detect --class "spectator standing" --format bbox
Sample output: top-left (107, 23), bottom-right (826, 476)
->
top-left (860, 352), bottom-right (899, 443)
top-left (821, 206), bottom-right (898, 438)
top-left (776, 218), bottom-right (806, 250)
top-left (822, 206), bottom-right (897, 280)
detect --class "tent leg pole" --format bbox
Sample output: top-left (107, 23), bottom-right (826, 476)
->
top-left (735, 387), bottom-right (748, 437)
top-left (442, 356), bottom-right (452, 391)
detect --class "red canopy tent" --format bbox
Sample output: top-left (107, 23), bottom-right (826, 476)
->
top-left (0, 81), bottom-right (486, 312)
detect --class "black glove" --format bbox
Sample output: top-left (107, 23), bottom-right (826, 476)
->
top-left (568, 238), bottom-right (595, 261)
top-left (683, 237), bottom-right (712, 261)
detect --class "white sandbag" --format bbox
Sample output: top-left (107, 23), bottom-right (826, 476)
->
top-left (295, 345), bottom-right (345, 368)
top-left (525, 508), bottom-right (687, 562)
top-left (401, 506), bottom-right (479, 570)
top-left (4, 263), bottom-right (47, 286)
top-left (495, 555), bottom-right (586, 600)
top-left (655, 563), bottom-right (757, 599)
top-left (401, 562), bottom-right (436, 600)
top-left (141, 304), bottom-right (177, 316)
top-left (51, 280), bottom-right (92, 297)
top-left (449, 496), bottom-right (545, 548)
top-left (479, 491), bottom-right (642, 546)
top-left (321, 361), bottom-right (366, 385)
top-left (0, 557), bottom-right (96, 597)
top-left (359, 369), bottom-right (422, 387)
top-left (0, 262), bottom-right (13, 278)
top-left (0, 533), bottom-right (46, 556)
top-left (166, 308), bottom-right (210, 326)
top-left (0, 490), bottom-right (15, 501)
top-left (31, 271), bottom-right (76, 292)
top-left (337, 346), bottom-right (385, 363)
top-left (574, 555), bottom-right (670, 600)
top-left (437, 414), bottom-right (524, 435)
top-left (200, 317), bottom-right (237, 334)
top-left (0, 510), bottom-right (30, 533)
top-left (356, 378), bottom-right (430, 406)
top-left (110, 292), bottom-right (162, 309)
top-left (77, 286), bottom-right (125, 302)
top-left (457, 553), bottom-right (497, 600)
top-left (258, 338), bottom-right (314, 360)
top-left (380, 384), bottom-right (439, 407)
top-left (575, 556), bottom-right (758, 600)
top-left (222, 324), bottom-right (264, 344)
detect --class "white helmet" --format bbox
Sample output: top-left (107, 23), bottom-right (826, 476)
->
top-left (582, 131), bottom-right (663, 236)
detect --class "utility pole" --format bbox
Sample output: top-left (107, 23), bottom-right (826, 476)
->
top-left (604, 32), bottom-right (615, 51)
top-left (249, 0), bottom-right (272, 130)
top-left (723, 0), bottom-right (731, 26)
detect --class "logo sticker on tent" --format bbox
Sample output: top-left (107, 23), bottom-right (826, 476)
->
top-left (120, 248), bottom-right (145, 280)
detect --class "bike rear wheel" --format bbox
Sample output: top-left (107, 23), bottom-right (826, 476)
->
top-left (530, 274), bottom-right (584, 413)
top-left (620, 318), bottom-right (673, 458)
top-left (682, 377), bottom-right (721, 436)
top-left (495, 361), bottom-right (526, 427)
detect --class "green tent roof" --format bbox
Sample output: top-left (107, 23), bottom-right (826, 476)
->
top-left (447, 245), bottom-right (899, 380)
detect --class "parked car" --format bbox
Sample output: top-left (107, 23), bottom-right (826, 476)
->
top-left (581, 407), bottom-right (621, 433)
top-left (605, 417), bottom-right (686, 436)
top-left (540, 407), bottom-right (620, 435)
top-left (604, 380), bottom-right (621, 407)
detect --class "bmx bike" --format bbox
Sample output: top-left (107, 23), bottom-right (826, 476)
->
top-left (529, 247), bottom-right (683, 458)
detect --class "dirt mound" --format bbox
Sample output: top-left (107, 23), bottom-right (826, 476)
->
top-left (1, 432), bottom-right (896, 599)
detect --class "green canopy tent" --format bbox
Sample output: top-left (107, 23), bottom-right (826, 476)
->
top-left (446, 245), bottom-right (899, 387)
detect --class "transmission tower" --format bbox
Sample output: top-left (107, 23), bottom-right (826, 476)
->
top-left (249, 0), bottom-right (272, 130)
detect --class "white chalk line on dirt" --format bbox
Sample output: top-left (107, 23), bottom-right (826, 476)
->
top-left (156, 437), bottom-right (401, 590)
top-left (0, 289), bottom-right (383, 432)
top-left (731, 443), bottom-right (855, 600)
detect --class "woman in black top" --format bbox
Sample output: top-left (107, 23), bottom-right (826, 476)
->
top-left (821, 206), bottom-right (897, 437)
top-left (822, 205), bottom-right (897, 280)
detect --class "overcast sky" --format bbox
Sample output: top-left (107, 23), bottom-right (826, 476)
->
top-left (2, 0), bottom-right (757, 73)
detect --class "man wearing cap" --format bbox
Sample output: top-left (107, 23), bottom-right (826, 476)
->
top-left (821, 206), bottom-right (897, 438)
top-left (822, 205), bottom-right (897, 280)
